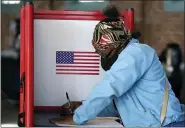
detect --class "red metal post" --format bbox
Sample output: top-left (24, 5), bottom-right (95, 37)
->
top-left (124, 8), bottom-right (134, 33)
top-left (19, 5), bottom-right (25, 125)
top-left (24, 1), bottom-right (34, 127)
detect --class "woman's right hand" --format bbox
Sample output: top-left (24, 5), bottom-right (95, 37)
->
top-left (61, 101), bottom-right (82, 114)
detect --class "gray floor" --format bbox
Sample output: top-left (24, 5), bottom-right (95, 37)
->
top-left (1, 98), bottom-right (59, 127)
top-left (34, 111), bottom-right (59, 127)
top-left (1, 99), bottom-right (19, 127)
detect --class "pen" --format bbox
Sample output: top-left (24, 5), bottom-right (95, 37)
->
top-left (66, 92), bottom-right (73, 114)
top-left (66, 92), bottom-right (71, 107)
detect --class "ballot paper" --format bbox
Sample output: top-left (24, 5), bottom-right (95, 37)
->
top-left (55, 117), bottom-right (123, 127)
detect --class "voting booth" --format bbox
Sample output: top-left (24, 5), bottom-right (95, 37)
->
top-left (19, 1), bottom-right (134, 127)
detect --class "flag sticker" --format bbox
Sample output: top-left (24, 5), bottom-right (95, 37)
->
top-left (56, 51), bottom-right (100, 75)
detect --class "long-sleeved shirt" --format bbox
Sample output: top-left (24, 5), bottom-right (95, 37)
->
top-left (73, 38), bottom-right (185, 127)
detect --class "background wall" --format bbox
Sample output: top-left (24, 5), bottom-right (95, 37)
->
top-left (1, 0), bottom-right (52, 50)
top-left (1, 3), bottom-right (21, 50)
top-left (2, 0), bottom-right (184, 56)
top-left (1, 4), bottom-right (22, 14)
top-left (64, 1), bottom-right (108, 10)
top-left (143, 1), bottom-right (184, 56)
top-left (110, 0), bottom-right (184, 57)
top-left (1, 13), bottom-right (18, 50)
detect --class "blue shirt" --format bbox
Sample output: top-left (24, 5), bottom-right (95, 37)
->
top-left (73, 39), bottom-right (185, 127)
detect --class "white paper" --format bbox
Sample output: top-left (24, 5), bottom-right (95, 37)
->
top-left (55, 117), bottom-right (123, 127)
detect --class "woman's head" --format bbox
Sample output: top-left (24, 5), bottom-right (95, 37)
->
top-left (92, 5), bottom-right (131, 58)
top-left (92, 5), bottom-right (131, 70)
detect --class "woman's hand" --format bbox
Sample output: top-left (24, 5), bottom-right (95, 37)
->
top-left (61, 101), bottom-right (82, 114)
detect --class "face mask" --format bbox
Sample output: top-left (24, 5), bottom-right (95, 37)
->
top-left (100, 38), bottom-right (131, 71)
top-left (100, 45), bottom-right (124, 71)
top-left (101, 53), bottom-right (119, 71)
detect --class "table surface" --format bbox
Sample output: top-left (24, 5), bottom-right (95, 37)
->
top-left (34, 111), bottom-right (123, 127)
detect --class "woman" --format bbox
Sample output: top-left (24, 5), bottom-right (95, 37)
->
top-left (62, 5), bottom-right (184, 127)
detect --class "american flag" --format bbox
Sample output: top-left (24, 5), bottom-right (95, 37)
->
top-left (56, 51), bottom-right (100, 75)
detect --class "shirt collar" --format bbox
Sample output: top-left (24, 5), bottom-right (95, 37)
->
top-left (125, 38), bottom-right (139, 48)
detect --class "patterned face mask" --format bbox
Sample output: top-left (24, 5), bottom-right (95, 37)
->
top-left (92, 19), bottom-right (131, 58)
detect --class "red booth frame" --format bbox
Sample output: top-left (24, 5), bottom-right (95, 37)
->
top-left (20, 2), bottom-right (134, 127)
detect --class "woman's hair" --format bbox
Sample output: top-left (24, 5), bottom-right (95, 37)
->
top-left (102, 5), bottom-right (120, 18)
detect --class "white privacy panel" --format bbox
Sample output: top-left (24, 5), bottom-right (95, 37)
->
top-left (34, 19), bottom-right (105, 106)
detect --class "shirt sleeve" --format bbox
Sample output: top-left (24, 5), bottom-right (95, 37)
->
top-left (73, 46), bottom-right (153, 125)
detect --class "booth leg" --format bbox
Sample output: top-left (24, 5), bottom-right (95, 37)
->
top-left (18, 5), bottom-right (25, 127)
top-left (24, 1), bottom-right (34, 127)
